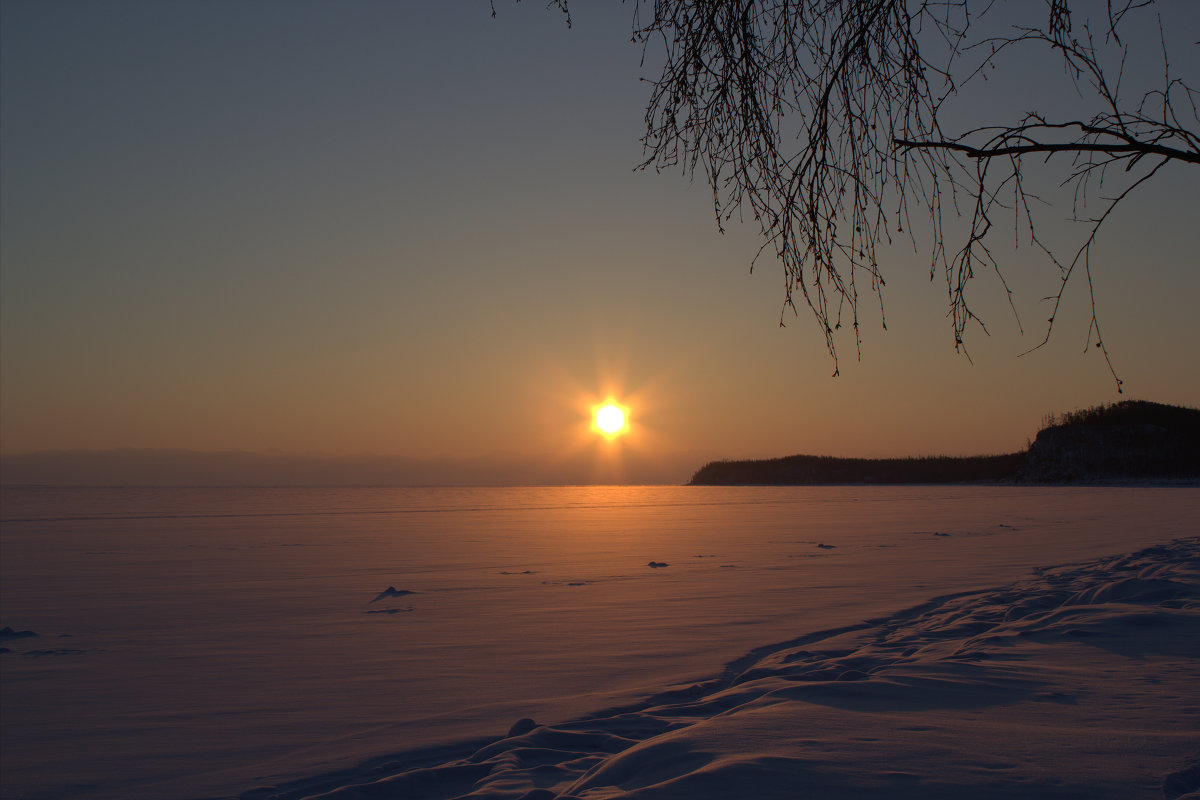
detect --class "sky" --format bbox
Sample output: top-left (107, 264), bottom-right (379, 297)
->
top-left (2, 1), bottom-right (1198, 484)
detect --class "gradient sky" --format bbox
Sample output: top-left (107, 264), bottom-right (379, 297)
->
top-left (2, 1), bottom-right (1198, 483)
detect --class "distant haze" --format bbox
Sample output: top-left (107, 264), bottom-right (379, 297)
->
top-left (0, 449), bottom-right (700, 487)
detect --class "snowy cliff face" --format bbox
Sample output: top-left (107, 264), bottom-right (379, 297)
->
top-left (1021, 422), bottom-right (1198, 482)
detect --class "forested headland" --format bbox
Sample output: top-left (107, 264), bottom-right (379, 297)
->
top-left (689, 401), bottom-right (1200, 485)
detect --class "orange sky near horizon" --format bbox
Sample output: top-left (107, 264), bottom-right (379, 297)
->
top-left (2, 2), bottom-right (1198, 484)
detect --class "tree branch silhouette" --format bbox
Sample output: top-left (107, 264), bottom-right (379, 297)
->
top-left (509, 1), bottom-right (1199, 388)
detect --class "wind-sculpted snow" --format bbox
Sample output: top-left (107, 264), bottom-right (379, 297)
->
top-left (255, 538), bottom-right (1200, 800)
top-left (5, 485), bottom-right (1198, 800)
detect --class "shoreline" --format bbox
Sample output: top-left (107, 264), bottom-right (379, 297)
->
top-left (689, 478), bottom-right (1200, 488)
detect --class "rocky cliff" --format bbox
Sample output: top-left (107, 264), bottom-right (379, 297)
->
top-left (1019, 401), bottom-right (1200, 482)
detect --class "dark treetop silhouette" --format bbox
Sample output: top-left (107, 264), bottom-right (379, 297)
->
top-left (688, 400), bottom-right (1200, 484)
top-left (507, 1), bottom-right (1199, 387)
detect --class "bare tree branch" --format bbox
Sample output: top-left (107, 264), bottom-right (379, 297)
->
top-left (622, 0), bottom-right (1198, 388)
top-left (894, 134), bottom-right (1200, 164)
top-left (508, 1), bottom-right (1198, 389)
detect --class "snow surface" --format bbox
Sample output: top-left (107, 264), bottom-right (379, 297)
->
top-left (1, 485), bottom-right (1197, 799)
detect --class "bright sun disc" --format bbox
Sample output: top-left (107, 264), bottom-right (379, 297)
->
top-left (594, 404), bottom-right (627, 436)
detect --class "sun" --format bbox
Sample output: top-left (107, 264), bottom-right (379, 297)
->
top-left (592, 402), bottom-right (629, 439)
top-left (596, 404), bottom-right (625, 434)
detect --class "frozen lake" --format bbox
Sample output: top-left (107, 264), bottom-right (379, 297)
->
top-left (1, 485), bottom-right (1197, 799)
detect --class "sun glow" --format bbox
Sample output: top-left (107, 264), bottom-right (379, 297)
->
top-left (592, 402), bottom-right (630, 439)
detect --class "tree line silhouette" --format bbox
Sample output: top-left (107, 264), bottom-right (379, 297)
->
top-left (690, 401), bottom-right (1200, 484)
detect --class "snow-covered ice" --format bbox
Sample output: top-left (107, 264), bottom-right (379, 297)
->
top-left (1, 485), bottom-right (1197, 799)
